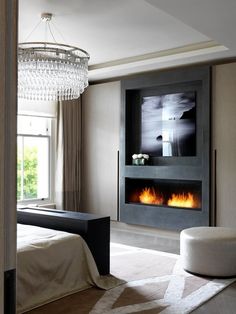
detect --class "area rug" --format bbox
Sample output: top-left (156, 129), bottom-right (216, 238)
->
top-left (26, 243), bottom-right (236, 314)
top-left (90, 243), bottom-right (236, 314)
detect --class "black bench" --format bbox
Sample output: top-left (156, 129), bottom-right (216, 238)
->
top-left (17, 207), bottom-right (110, 275)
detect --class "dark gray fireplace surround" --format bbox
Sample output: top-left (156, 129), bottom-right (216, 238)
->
top-left (119, 66), bottom-right (211, 231)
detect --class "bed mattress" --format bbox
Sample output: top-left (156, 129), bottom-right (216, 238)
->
top-left (17, 223), bottom-right (113, 313)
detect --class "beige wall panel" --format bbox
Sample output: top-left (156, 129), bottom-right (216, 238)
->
top-left (81, 82), bottom-right (120, 220)
top-left (0, 0), bottom-right (17, 311)
top-left (212, 63), bottom-right (236, 227)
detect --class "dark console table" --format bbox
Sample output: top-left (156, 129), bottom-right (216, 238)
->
top-left (17, 207), bottom-right (110, 275)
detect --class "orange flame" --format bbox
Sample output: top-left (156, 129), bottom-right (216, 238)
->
top-left (139, 187), bottom-right (164, 205)
top-left (167, 192), bottom-right (199, 208)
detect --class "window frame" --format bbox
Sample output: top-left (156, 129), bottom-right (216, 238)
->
top-left (17, 115), bottom-right (56, 205)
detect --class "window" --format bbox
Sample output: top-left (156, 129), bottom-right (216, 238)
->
top-left (17, 115), bottom-right (55, 203)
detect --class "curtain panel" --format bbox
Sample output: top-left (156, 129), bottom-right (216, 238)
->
top-left (55, 99), bottom-right (82, 211)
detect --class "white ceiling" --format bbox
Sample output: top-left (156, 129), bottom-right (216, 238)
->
top-left (19, 0), bottom-right (236, 81)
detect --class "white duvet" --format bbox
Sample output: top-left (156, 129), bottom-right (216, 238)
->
top-left (17, 224), bottom-right (118, 313)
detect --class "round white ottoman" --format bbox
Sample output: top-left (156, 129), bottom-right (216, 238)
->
top-left (180, 227), bottom-right (236, 277)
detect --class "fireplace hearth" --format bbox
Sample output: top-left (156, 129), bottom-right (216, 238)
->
top-left (119, 66), bottom-right (211, 231)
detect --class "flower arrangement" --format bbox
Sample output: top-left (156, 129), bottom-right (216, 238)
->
top-left (132, 153), bottom-right (149, 165)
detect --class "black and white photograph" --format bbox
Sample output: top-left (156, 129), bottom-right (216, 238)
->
top-left (141, 91), bottom-right (196, 157)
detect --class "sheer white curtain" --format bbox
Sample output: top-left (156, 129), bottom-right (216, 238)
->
top-left (55, 99), bottom-right (82, 211)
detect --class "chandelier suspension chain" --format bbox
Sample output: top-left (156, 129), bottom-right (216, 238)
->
top-left (50, 20), bottom-right (68, 45)
top-left (24, 19), bottom-right (42, 42)
top-left (48, 22), bottom-right (57, 43)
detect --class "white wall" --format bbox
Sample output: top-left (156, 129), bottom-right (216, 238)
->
top-left (18, 99), bottom-right (57, 117)
top-left (81, 81), bottom-right (120, 219)
top-left (212, 62), bottom-right (236, 227)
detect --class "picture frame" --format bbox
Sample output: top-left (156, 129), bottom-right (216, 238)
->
top-left (141, 91), bottom-right (196, 157)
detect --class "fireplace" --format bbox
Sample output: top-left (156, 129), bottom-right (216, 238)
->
top-left (126, 179), bottom-right (201, 210)
top-left (119, 66), bottom-right (211, 231)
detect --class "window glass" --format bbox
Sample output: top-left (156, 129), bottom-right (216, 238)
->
top-left (17, 115), bottom-right (52, 202)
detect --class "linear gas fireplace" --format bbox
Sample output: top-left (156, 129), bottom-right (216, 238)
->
top-left (119, 66), bottom-right (211, 231)
top-left (126, 179), bottom-right (201, 210)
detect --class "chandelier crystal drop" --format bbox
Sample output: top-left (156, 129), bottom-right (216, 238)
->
top-left (18, 14), bottom-right (90, 101)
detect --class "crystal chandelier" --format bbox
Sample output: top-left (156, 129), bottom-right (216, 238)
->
top-left (18, 13), bottom-right (90, 101)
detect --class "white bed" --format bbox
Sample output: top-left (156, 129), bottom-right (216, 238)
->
top-left (17, 223), bottom-right (116, 313)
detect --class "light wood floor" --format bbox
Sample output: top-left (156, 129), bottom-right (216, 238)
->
top-left (26, 224), bottom-right (236, 313)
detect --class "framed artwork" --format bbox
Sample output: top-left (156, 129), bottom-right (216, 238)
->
top-left (141, 91), bottom-right (196, 157)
